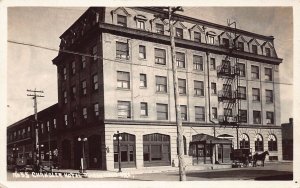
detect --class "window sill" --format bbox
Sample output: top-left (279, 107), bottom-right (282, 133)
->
top-left (179, 93), bottom-right (187, 96)
top-left (138, 58), bottom-right (147, 61)
top-left (193, 69), bottom-right (204, 72)
top-left (139, 86), bottom-right (147, 89)
top-left (115, 58), bottom-right (130, 62)
top-left (155, 63), bottom-right (167, 66)
top-left (117, 88), bottom-right (131, 91)
top-left (155, 92), bottom-right (168, 94)
top-left (194, 95), bottom-right (205, 98)
top-left (252, 100), bottom-right (260, 103)
top-left (266, 101), bottom-right (273, 104)
top-left (140, 115), bottom-right (148, 118)
top-left (211, 93), bottom-right (217, 96)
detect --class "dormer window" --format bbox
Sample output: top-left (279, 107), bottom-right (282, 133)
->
top-left (117, 15), bottom-right (127, 27)
top-left (137, 20), bottom-right (145, 30)
top-left (208, 35), bottom-right (214, 44)
top-left (156, 23), bottom-right (164, 34)
top-left (222, 38), bottom-right (230, 48)
top-left (175, 28), bottom-right (183, 39)
top-left (238, 42), bottom-right (244, 51)
top-left (265, 47), bottom-right (271, 57)
top-left (252, 45), bottom-right (258, 54)
top-left (135, 15), bottom-right (147, 30)
top-left (194, 32), bottom-right (201, 43)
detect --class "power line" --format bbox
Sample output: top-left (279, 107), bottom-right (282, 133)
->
top-left (8, 40), bottom-right (293, 86)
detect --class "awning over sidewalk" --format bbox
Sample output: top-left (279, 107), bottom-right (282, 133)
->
top-left (191, 133), bottom-right (232, 144)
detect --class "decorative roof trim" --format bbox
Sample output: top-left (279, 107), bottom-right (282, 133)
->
top-left (111, 7), bottom-right (131, 17)
top-left (174, 20), bottom-right (187, 29)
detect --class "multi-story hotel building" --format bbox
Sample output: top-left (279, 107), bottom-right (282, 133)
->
top-left (8, 7), bottom-right (283, 171)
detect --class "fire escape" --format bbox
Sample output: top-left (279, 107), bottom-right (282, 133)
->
top-left (217, 21), bottom-right (241, 129)
top-left (217, 55), bottom-right (240, 126)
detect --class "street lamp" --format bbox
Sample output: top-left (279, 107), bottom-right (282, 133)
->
top-left (113, 131), bottom-right (122, 172)
top-left (78, 136), bottom-right (87, 174)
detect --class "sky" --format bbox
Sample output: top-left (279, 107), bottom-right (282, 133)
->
top-left (6, 6), bottom-right (293, 125)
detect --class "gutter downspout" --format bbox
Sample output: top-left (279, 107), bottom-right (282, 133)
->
top-left (206, 52), bottom-right (217, 164)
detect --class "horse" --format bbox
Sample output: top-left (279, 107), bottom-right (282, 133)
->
top-left (252, 151), bottom-right (269, 167)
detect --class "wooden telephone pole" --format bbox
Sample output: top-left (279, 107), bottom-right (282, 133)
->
top-left (168, 6), bottom-right (186, 181)
top-left (27, 89), bottom-right (44, 171)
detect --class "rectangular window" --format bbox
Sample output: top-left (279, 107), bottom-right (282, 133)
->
top-left (194, 80), bottom-right (204, 96)
top-left (252, 88), bottom-right (260, 101)
top-left (63, 91), bottom-right (67, 104)
top-left (139, 45), bottom-right (146, 59)
top-left (81, 80), bottom-right (87, 96)
top-left (157, 103), bottom-right (168, 120)
top-left (72, 111), bottom-right (76, 125)
top-left (208, 35), bottom-right (214, 44)
top-left (41, 124), bottom-right (44, 134)
top-left (193, 55), bottom-right (203, 71)
top-left (210, 58), bottom-right (216, 70)
top-left (265, 68), bottom-right (273, 81)
top-left (116, 42), bottom-right (129, 60)
top-left (140, 74), bottom-right (147, 88)
top-left (117, 101), bottom-right (131, 119)
top-left (155, 48), bottom-right (166, 65)
top-left (63, 67), bottom-right (67, 80)
top-left (265, 48), bottom-right (271, 57)
top-left (180, 105), bottom-right (187, 121)
top-left (238, 42), bottom-right (244, 51)
top-left (94, 103), bottom-right (99, 117)
top-left (156, 23), bottom-right (164, 34)
top-left (137, 20), bottom-right (145, 30)
top-left (117, 15), bottom-right (127, 27)
top-left (237, 63), bottom-right (245, 77)
top-left (266, 90), bottom-right (273, 103)
top-left (64, 114), bottom-right (68, 126)
top-left (156, 76), bottom-right (167, 93)
top-left (176, 52), bottom-right (185, 68)
top-left (222, 38), bottom-right (229, 48)
top-left (178, 79), bottom-right (186, 95)
top-left (251, 65), bottom-right (259, 79)
top-left (195, 106), bottom-right (205, 122)
top-left (92, 45), bottom-right (97, 63)
top-left (266, 111), bottom-right (274, 124)
top-left (224, 108), bottom-right (232, 116)
top-left (252, 45), bottom-right (258, 54)
top-left (117, 71), bottom-right (130, 89)
top-left (53, 119), bottom-right (57, 129)
top-left (140, 102), bottom-right (148, 116)
top-left (71, 86), bottom-right (76, 100)
top-left (253, 111), bottom-right (261, 124)
top-left (212, 107), bottom-right (217, 119)
top-left (83, 107), bottom-right (87, 119)
top-left (175, 28), bottom-right (183, 39)
top-left (238, 86), bottom-right (247, 100)
top-left (71, 61), bottom-right (76, 75)
top-left (93, 74), bottom-right (98, 90)
top-left (81, 56), bottom-right (86, 69)
top-left (194, 32), bottom-right (201, 42)
top-left (211, 82), bottom-right (217, 94)
top-left (239, 110), bottom-right (247, 123)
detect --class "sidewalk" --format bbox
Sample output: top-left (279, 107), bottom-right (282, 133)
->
top-left (52, 163), bottom-right (233, 178)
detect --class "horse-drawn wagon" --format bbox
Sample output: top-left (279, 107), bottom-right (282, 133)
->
top-left (230, 148), bottom-right (252, 167)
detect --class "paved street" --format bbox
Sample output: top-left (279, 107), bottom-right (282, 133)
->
top-left (7, 162), bottom-right (292, 181)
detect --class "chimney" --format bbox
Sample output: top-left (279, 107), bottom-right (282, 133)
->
top-left (289, 118), bottom-right (293, 124)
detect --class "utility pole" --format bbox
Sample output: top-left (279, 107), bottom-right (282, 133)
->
top-left (168, 6), bottom-right (186, 181)
top-left (27, 89), bottom-right (44, 172)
